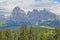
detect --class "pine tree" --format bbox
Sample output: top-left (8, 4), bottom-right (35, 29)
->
top-left (28, 26), bottom-right (37, 40)
top-left (4, 29), bottom-right (13, 40)
top-left (13, 32), bottom-right (19, 40)
top-left (53, 28), bottom-right (60, 40)
top-left (0, 30), bottom-right (5, 40)
top-left (18, 25), bottom-right (28, 40)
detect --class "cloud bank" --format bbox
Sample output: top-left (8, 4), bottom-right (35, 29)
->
top-left (0, 0), bottom-right (60, 15)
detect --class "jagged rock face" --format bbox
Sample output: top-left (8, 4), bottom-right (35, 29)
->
top-left (6, 6), bottom-right (31, 26)
top-left (39, 9), bottom-right (56, 22)
top-left (27, 9), bottom-right (56, 25)
top-left (7, 7), bottom-right (56, 26)
top-left (27, 9), bottom-right (40, 25)
top-left (11, 7), bottom-right (26, 24)
top-left (0, 7), bottom-right (59, 29)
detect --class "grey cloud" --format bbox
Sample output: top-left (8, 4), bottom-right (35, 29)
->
top-left (0, 1), bottom-right (8, 6)
top-left (30, 2), bottom-right (58, 7)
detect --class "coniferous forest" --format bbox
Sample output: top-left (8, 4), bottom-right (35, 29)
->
top-left (0, 25), bottom-right (60, 40)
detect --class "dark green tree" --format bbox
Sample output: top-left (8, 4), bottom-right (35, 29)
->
top-left (28, 26), bottom-right (37, 40)
top-left (0, 30), bottom-right (5, 40)
top-left (13, 32), bottom-right (19, 40)
top-left (4, 29), bottom-right (13, 40)
top-left (18, 25), bottom-right (28, 40)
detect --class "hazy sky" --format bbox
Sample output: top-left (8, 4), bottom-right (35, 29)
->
top-left (0, 0), bottom-right (60, 15)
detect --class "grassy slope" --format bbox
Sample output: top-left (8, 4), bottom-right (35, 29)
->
top-left (0, 22), bottom-right (6, 27)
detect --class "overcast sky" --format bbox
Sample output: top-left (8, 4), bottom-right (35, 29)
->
top-left (0, 0), bottom-right (60, 15)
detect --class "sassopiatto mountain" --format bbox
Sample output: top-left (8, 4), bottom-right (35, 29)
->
top-left (27, 8), bottom-right (56, 25)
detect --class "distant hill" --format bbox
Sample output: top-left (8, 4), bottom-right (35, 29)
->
top-left (38, 20), bottom-right (60, 27)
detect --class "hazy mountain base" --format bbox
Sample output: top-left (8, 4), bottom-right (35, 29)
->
top-left (0, 25), bottom-right (60, 40)
top-left (0, 20), bottom-right (60, 29)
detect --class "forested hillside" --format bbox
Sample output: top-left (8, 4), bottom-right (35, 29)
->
top-left (0, 25), bottom-right (60, 40)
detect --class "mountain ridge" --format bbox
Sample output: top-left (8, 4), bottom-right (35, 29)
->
top-left (0, 6), bottom-right (60, 29)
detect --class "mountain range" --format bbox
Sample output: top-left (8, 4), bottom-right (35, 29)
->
top-left (0, 6), bottom-right (60, 29)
